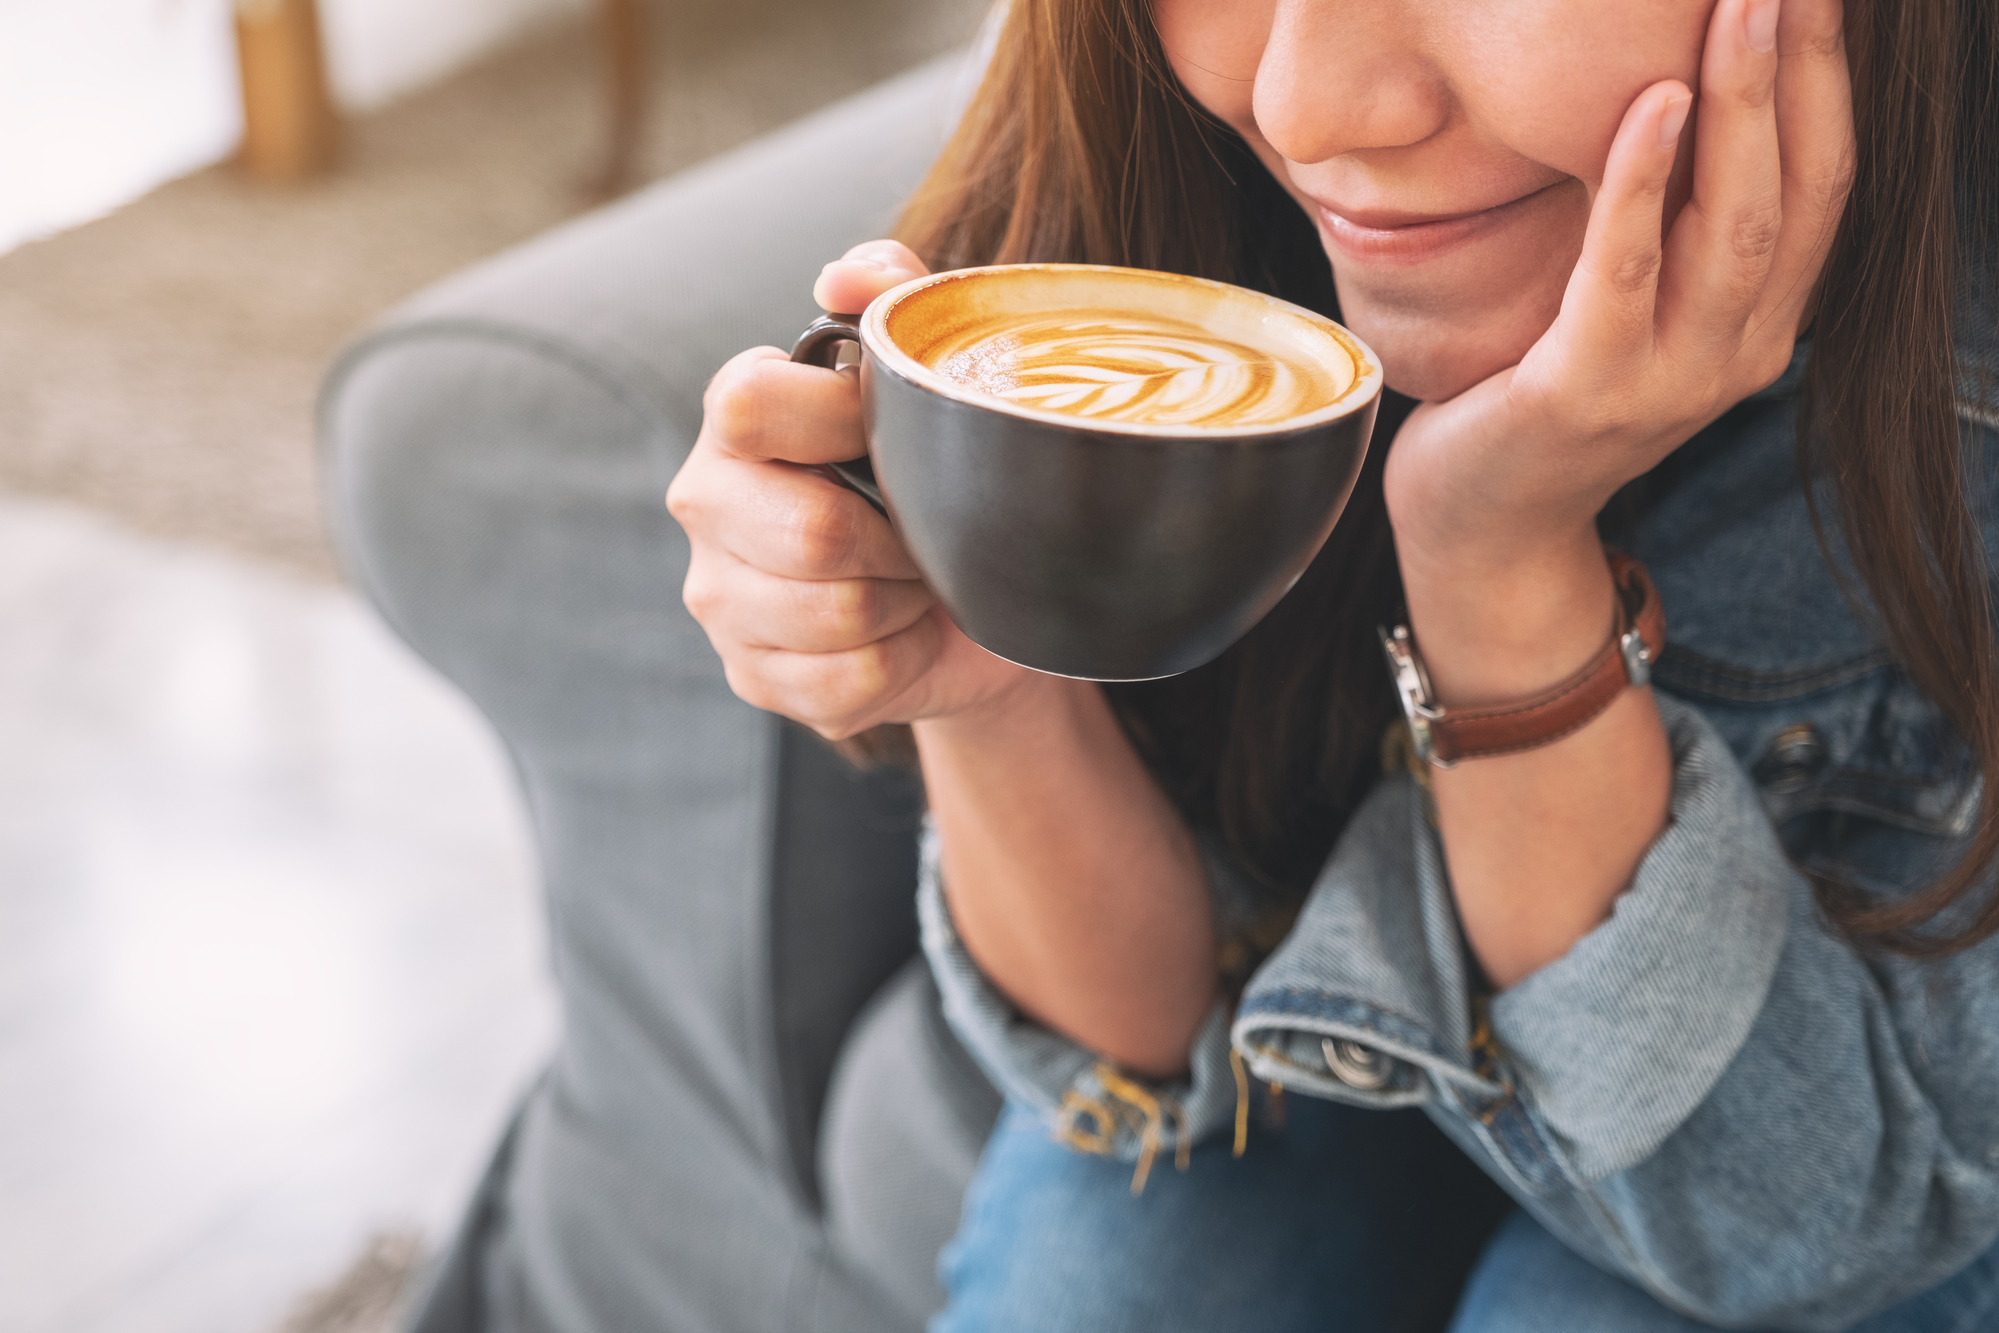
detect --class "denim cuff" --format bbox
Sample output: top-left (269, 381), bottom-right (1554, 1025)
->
top-left (1236, 696), bottom-right (1793, 1193)
top-left (1232, 777), bottom-right (1501, 1111)
top-left (1489, 694), bottom-right (1791, 1181)
top-left (924, 695), bottom-right (1794, 1192)
top-left (917, 821), bottom-right (1242, 1167)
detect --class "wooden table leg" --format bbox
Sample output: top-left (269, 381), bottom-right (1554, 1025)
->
top-left (234, 0), bottom-right (338, 181)
top-left (589, 0), bottom-right (649, 199)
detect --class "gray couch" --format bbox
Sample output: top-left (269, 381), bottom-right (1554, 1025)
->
top-left (318, 53), bottom-right (1001, 1333)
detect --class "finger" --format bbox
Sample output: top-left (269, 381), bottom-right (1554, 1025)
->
top-left (1553, 80), bottom-right (1693, 370)
top-left (1755, 0), bottom-right (1853, 334)
top-left (1657, 0), bottom-right (1785, 357)
top-left (728, 613), bottom-right (945, 739)
top-left (811, 239), bottom-right (930, 317)
top-left (682, 543), bottom-right (932, 654)
top-left (702, 345), bottom-right (865, 465)
top-left (672, 443), bottom-right (922, 581)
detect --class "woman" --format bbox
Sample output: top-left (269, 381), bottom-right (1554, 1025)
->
top-left (667, 0), bottom-right (1999, 1327)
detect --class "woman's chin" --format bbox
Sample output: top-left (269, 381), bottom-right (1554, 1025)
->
top-left (1343, 310), bottom-right (1541, 403)
top-left (1334, 274), bottom-right (1563, 404)
top-left (1371, 341), bottom-right (1514, 404)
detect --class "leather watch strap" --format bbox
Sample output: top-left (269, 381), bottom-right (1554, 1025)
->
top-left (1380, 552), bottom-right (1666, 768)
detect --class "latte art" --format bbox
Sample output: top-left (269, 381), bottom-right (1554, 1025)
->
top-left (878, 264), bottom-right (1372, 435)
top-left (922, 314), bottom-right (1337, 428)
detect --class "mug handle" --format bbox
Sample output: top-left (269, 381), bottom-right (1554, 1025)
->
top-left (789, 313), bottom-right (887, 517)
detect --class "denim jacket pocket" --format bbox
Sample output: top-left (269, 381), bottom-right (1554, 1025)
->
top-left (1655, 645), bottom-right (1981, 894)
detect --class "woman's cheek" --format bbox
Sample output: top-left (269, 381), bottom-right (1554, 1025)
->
top-left (1153, 0), bottom-right (1269, 128)
top-left (1165, 66), bottom-right (1258, 136)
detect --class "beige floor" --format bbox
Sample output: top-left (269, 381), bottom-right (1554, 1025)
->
top-left (0, 0), bottom-right (988, 578)
top-left (0, 4), bottom-right (987, 1330)
top-left (0, 492), bottom-right (554, 1333)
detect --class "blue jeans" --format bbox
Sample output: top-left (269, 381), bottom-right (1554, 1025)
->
top-left (934, 1100), bottom-right (1999, 1333)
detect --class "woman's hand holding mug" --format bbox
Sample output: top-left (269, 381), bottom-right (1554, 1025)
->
top-left (666, 241), bottom-right (1037, 741)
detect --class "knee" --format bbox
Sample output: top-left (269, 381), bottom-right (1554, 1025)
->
top-left (1449, 1211), bottom-right (1708, 1333)
top-left (932, 1097), bottom-right (1390, 1333)
top-left (932, 1106), bottom-right (1156, 1332)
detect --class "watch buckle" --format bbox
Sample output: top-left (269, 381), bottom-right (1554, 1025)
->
top-left (1378, 624), bottom-right (1450, 770)
top-left (1619, 627), bottom-right (1653, 688)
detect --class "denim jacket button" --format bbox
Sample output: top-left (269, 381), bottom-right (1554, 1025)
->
top-left (1754, 722), bottom-right (1829, 794)
top-left (1322, 1037), bottom-right (1392, 1091)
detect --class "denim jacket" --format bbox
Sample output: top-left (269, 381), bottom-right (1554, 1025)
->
top-left (921, 277), bottom-right (1999, 1332)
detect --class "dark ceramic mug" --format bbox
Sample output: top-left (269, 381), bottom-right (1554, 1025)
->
top-left (790, 263), bottom-right (1383, 681)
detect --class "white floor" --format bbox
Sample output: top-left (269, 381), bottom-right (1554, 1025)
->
top-left (0, 493), bottom-right (557, 1333)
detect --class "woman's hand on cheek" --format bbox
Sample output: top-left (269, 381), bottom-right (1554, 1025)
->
top-left (1380, 0), bottom-right (1851, 987)
top-left (666, 240), bottom-right (1039, 740)
top-left (1384, 0), bottom-right (1853, 667)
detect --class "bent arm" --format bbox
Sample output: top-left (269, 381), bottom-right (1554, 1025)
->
top-left (1236, 697), bottom-right (1999, 1330)
top-left (1403, 526), bottom-right (1673, 988)
top-left (1584, 895), bottom-right (1999, 1329)
top-left (1491, 705), bottom-right (1999, 1327)
top-left (914, 674), bottom-right (1216, 1078)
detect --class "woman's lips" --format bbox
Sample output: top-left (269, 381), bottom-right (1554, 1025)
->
top-left (1315, 182), bottom-right (1562, 265)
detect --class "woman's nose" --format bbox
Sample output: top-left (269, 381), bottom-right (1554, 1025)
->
top-left (1253, 0), bottom-right (1450, 166)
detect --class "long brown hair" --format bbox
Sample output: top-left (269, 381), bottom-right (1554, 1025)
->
top-left (891, 0), bottom-right (1999, 953)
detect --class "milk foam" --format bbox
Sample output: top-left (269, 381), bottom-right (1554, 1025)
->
top-left (879, 265), bottom-right (1370, 432)
top-left (925, 315), bottom-right (1332, 427)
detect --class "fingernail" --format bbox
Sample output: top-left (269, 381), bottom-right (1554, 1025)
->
top-left (1745, 0), bottom-right (1779, 53)
top-left (844, 240), bottom-right (904, 265)
top-left (839, 255), bottom-right (887, 271)
top-left (1659, 93), bottom-right (1692, 149)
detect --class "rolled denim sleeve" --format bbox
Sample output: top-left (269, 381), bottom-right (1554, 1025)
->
top-left (917, 820), bottom-right (1243, 1162)
top-left (1237, 694), bottom-right (1999, 1329)
top-left (1235, 697), bottom-right (1789, 1178)
top-left (1485, 695), bottom-right (1791, 1180)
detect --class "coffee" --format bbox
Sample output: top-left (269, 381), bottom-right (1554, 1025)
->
top-left (917, 314), bottom-right (1337, 427)
top-left (792, 263), bottom-right (1383, 678)
top-left (882, 265), bottom-right (1367, 432)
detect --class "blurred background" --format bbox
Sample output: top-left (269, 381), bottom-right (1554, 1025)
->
top-left (0, 0), bottom-right (983, 1329)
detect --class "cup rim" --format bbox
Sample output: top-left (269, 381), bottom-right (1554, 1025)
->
top-left (860, 263), bottom-right (1384, 440)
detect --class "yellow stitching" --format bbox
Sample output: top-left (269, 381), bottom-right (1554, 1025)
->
top-left (1053, 1091), bottom-right (1116, 1155)
top-left (1065, 1064), bottom-right (1204, 1194)
top-left (1469, 995), bottom-right (1512, 1089)
top-left (1467, 996), bottom-right (1516, 1124)
top-left (1229, 1047), bottom-right (1250, 1158)
top-left (1094, 1063), bottom-right (1165, 1196)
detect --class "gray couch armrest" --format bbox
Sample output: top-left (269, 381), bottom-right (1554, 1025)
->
top-left (317, 54), bottom-right (977, 1332)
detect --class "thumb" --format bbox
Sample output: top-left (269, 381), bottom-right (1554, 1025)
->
top-left (812, 239), bottom-right (930, 316)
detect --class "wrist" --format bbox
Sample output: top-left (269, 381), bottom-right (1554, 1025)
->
top-left (1395, 522), bottom-right (1616, 708)
top-left (912, 668), bottom-right (1092, 751)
